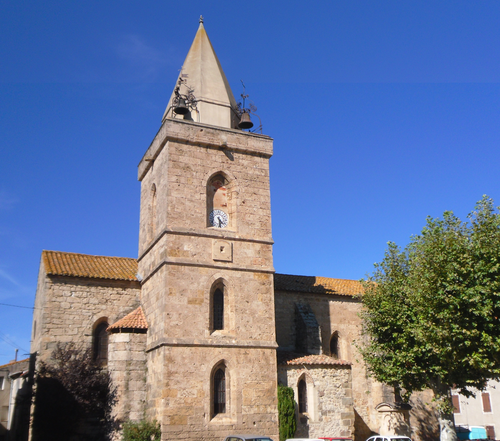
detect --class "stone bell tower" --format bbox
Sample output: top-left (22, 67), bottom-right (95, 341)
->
top-left (137, 18), bottom-right (279, 440)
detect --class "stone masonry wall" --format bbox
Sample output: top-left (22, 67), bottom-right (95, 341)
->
top-left (108, 332), bottom-right (147, 423)
top-left (147, 345), bottom-right (279, 441)
top-left (32, 274), bottom-right (141, 362)
top-left (137, 119), bottom-right (278, 441)
top-left (138, 119), bottom-right (274, 258)
top-left (275, 291), bottom-right (382, 440)
top-left (31, 261), bottom-right (49, 359)
top-left (278, 365), bottom-right (353, 438)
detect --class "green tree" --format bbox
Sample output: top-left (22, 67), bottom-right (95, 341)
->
top-left (359, 196), bottom-right (500, 441)
top-left (278, 384), bottom-right (296, 441)
top-left (32, 343), bottom-right (117, 441)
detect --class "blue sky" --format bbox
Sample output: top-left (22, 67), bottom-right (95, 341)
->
top-left (1, 1), bottom-right (499, 366)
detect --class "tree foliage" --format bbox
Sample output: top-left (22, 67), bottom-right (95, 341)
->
top-left (359, 196), bottom-right (500, 412)
top-left (278, 384), bottom-right (297, 441)
top-left (122, 419), bottom-right (161, 441)
top-left (32, 342), bottom-right (117, 441)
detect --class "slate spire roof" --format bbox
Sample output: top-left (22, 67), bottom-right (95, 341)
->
top-left (162, 18), bottom-right (238, 128)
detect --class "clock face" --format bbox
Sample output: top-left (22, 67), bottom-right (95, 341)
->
top-left (209, 209), bottom-right (229, 228)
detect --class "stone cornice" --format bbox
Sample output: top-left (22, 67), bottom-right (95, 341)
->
top-left (146, 337), bottom-right (278, 353)
top-left (138, 118), bottom-right (273, 181)
top-left (138, 227), bottom-right (274, 262)
top-left (139, 258), bottom-right (275, 285)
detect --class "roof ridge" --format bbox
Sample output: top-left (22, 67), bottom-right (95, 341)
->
top-left (42, 249), bottom-right (137, 260)
top-left (274, 273), bottom-right (363, 297)
top-left (275, 272), bottom-right (360, 282)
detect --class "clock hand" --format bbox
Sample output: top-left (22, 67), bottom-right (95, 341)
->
top-left (218, 218), bottom-right (222, 227)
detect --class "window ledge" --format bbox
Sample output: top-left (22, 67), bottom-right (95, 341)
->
top-left (209, 414), bottom-right (236, 425)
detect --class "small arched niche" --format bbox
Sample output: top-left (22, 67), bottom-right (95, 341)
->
top-left (92, 318), bottom-right (109, 366)
top-left (329, 331), bottom-right (340, 359)
top-left (207, 173), bottom-right (235, 229)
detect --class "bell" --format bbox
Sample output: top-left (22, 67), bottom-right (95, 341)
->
top-left (174, 98), bottom-right (189, 115)
top-left (238, 112), bottom-right (253, 129)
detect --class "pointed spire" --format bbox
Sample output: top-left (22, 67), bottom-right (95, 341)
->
top-left (162, 19), bottom-right (239, 129)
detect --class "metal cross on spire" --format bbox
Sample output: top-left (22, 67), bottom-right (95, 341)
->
top-left (199, 15), bottom-right (204, 24)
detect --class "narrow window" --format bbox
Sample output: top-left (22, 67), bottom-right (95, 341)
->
top-left (482, 392), bottom-right (492, 413)
top-left (149, 184), bottom-right (157, 241)
top-left (93, 321), bottom-right (109, 366)
top-left (213, 288), bottom-right (224, 330)
top-left (330, 332), bottom-right (339, 358)
top-left (451, 395), bottom-right (460, 413)
top-left (213, 368), bottom-right (226, 415)
top-left (298, 379), bottom-right (307, 413)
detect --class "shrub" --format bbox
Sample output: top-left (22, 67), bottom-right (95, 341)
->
top-left (278, 384), bottom-right (296, 441)
top-left (122, 419), bottom-right (161, 441)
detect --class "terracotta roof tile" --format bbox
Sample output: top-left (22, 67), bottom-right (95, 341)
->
top-left (42, 250), bottom-right (138, 281)
top-left (274, 273), bottom-right (363, 297)
top-left (41, 252), bottom-right (361, 294)
top-left (0, 358), bottom-right (30, 369)
top-left (108, 307), bottom-right (148, 332)
top-left (277, 351), bottom-right (351, 366)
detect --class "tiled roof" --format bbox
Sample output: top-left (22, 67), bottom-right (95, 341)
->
top-left (42, 250), bottom-right (138, 281)
top-left (108, 307), bottom-right (148, 332)
top-left (274, 273), bottom-right (363, 297)
top-left (277, 352), bottom-right (351, 366)
top-left (0, 358), bottom-right (30, 369)
top-left (41, 252), bottom-right (361, 294)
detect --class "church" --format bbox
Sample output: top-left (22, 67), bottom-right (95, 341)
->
top-left (30, 19), bottom-right (414, 441)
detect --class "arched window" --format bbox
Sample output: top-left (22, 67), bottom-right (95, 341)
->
top-left (207, 173), bottom-right (232, 229)
top-left (210, 280), bottom-right (226, 332)
top-left (93, 321), bottom-right (109, 366)
top-left (213, 288), bottom-right (224, 330)
top-left (330, 332), bottom-right (339, 359)
top-left (298, 378), bottom-right (307, 413)
top-left (213, 367), bottom-right (226, 416)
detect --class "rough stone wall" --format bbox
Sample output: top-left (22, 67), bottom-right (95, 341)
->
top-left (295, 303), bottom-right (322, 355)
top-left (146, 345), bottom-right (278, 441)
top-left (31, 274), bottom-right (141, 362)
top-left (137, 119), bottom-right (274, 257)
top-left (278, 365), bottom-right (353, 438)
top-left (108, 332), bottom-right (147, 423)
top-left (142, 266), bottom-right (276, 346)
top-left (31, 261), bottom-right (49, 360)
top-left (137, 119), bottom-right (278, 440)
top-left (275, 291), bottom-right (382, 440)
top-left (140, 258), bottom-right (278, 440)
